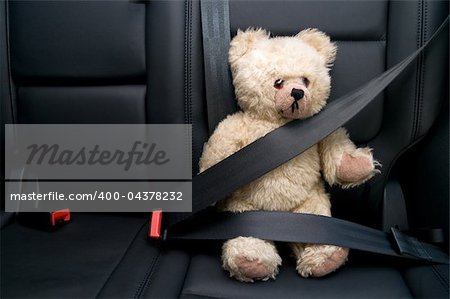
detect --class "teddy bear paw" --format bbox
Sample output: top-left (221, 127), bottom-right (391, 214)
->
top-left (296, 245), bottom-right (349, 278)
top-left (337, 148), bottom-right (379, 187)
top-left (222, 237), bottom-right (281, 282)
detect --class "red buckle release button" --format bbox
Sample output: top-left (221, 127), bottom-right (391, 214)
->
top-left (149, 211), bottom-right (163, 239)
top-left (50, 209), bottom-right (71, 226)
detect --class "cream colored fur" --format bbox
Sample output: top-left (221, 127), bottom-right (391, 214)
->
top-left (199, 28), bottom-right (379, 282)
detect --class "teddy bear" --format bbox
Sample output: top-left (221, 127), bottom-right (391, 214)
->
top-left (198, 28), bottom-right (379, 282)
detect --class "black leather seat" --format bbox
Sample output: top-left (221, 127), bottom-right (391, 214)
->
top-left (1, 0), bottom-right (448, 298)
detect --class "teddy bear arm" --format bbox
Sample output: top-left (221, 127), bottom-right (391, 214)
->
top-left (318, 127), bottom-right (354, 185)
top-left (199, 117), bottom-right (247, 173)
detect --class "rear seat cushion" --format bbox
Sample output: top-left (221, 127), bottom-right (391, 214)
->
top-left (1, 214), bottom-right (148, 298)
top-left (2, 217), bottom-right (448, 299)
top-left (180, 251), bottom-right (414, 299)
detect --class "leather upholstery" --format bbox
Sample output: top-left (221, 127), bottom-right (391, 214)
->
top-left (229, 1), bottom-right (388, 39)
top-left (146, 1), bottom-right (188, 125)
top-left (180, 252), bottom-right (413, 299)
top-left (9, 1), bottom-right (146, 83)
top-left (1, 213), bottom-right (149, 298)
top-left (17, 86), bottom-right (147, 124)
top-left (8, 0), bottom-right (147, 125)
top-left (1, 0), bottom-right (448, 298)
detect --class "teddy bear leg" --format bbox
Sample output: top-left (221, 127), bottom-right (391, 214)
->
top-left (290, 188), bottom-right (348, 278)
top-left (222, 236), bottom-right (282, 282)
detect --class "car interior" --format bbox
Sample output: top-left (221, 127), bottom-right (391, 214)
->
top-left (1, 0), bottom-right (449, 298)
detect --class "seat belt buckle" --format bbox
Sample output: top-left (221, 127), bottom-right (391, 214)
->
top-left (390, 227), bottom-right (432, 261)
top-left (149, 211), bottom-right (164, 239)
top-left (50, 209), bottom-right (71, 226)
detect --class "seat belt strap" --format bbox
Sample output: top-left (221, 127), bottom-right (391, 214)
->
top-left (164, 15), bottom-right (449, 230)
top-left (200, 0), bottom-right (237, 135)
top-left (166, 211), bottom-right (449, 264)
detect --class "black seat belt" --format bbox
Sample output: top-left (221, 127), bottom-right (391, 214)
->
top-left (201, 0), bottom-right (237, 135)
top-left (167, 210), bottom-right (449, 264)
top-left (156, 2), bottom-right (449, 264)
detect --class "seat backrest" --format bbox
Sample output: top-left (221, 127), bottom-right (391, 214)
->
top-left (3, 0), bottom-right (195, 126)
top-left (2, 0), bottom-right (448, 226)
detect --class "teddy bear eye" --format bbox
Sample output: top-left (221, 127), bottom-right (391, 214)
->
top-left (274, 79), bottom-right (284, 89)
top-left (302, 77), bottom-right (310, 87)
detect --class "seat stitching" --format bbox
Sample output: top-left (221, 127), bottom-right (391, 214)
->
top-left (411, 0), bottom-right (420, 142)
top-left (95, 220), bottom-right (148, 298)
top-left (416, 0), bottom-right (427, 137)
top-left (184, 0), bottom-right (192, 126)
top-left (411, 0), bottom-right (424, 142)
top-left (430, 264), bottom-right (450, 291)
top-left (177, 251), bottom-right (192, 298)
top-left (184, 0), bottom-right (188, 125)
top-left (334, 40), bottom-right (386, 42)
top-left (184, 0), bottom-right (197, 178)
top-left (181, 290), bottom-right (227, 299)
top-left (134, 251), bottom-right (161, 298)
top-left (4, 0), bottom-right (16, 123)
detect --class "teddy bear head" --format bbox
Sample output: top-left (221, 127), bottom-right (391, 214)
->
top-left (229, 28), bottom-right (337, 122)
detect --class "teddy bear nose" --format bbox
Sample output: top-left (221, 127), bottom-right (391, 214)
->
top-left (291, 88), bottom-right (305, 101)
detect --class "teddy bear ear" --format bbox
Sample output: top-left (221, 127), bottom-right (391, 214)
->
top-left (297, 28), bottom-right (337, 64)
top-left (229, 28), bottom-right (269, 64)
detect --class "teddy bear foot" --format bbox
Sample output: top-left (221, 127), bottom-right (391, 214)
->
top-left (227, 255), bottom-right (278, 282)
top-left (296, 245), bottom-right (349, 278)
top-left (337, 149), bottom-right (378, 186)
top-left (222, 237), bottom-right (281, 282)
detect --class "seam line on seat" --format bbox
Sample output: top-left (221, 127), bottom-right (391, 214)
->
top-left (134, 250), bottom-right (161, 298)
top-left (15, 82), bottom-right (147, 88)
top-left (334, 40), bottom-right (386, 42)
top-left (5, 0), bottom-right (16, 123)
top-left (181, 290), bottom-right (227, 299)
top-left (187, 0), bottom-right (193, 128)
top-left (416, 0), bottom-right (427, 138)
top-left (177, 251), bottom-right (192, 298)
top-left (94, 220), bottom-right (148, 298)
top-left (184, 0), bottom-right (192, 127)
top-left (411, 0), bottom-right (421, 142)
top-left (412, 0), bottom-right (425, 142)
top-left (184, 0), bottom-right (197, 178)
top-left (430, 264), bottom-right (450, 291)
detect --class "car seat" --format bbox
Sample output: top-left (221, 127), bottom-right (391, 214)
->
top-left (1, 0), bottom-right (448, 298)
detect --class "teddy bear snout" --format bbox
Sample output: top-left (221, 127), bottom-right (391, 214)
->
top-left (274, 82), bottom-right (310, 119)
top-left (291, 88), bottom-right (305, 102)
